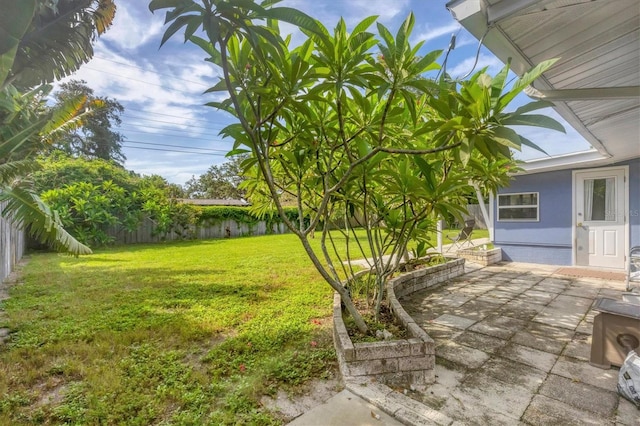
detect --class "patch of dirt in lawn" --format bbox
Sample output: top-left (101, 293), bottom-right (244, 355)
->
top-left (34, 378), bottom-right (68, 408)
top-left (260, 376), bottom-right (343, 422)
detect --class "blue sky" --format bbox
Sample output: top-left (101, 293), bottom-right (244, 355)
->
top-left (58, 0), bottom-right (592, 185)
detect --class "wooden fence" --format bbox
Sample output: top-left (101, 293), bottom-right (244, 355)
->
top-left (108, 205), bottom-right (489, 246)
top-left (463, 204), bottom-right (489, 229)
top-left (0, 201), bottom-right (25, 284)
top-left (107, 217), bottom-right (289, 245)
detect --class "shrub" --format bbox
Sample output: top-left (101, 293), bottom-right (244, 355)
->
top-left (41, 181), bottom-right (141, 246)
top-left (36, 155), bottom-right (197, 246)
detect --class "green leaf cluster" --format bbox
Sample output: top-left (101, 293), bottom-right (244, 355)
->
top-left (139, 182), bottom-right (200, 239)
top-left (35, 155), bottom-right (198, 246)
top-left (199, 205), bottom-right (302, 229)
top-left (41, 180), bottom-right (140, 246)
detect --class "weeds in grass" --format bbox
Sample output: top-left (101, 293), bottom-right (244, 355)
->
top-left (0, 235), bottom-right (336, 424)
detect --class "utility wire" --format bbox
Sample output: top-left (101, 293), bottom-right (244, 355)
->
top-left (92, 55), bottom-right (220, 87)
top-left (120, 122), bottom-right (220, 134)
top-left (122, 145), bottom-right (226, 156)
top-left (125, 139), bottom-right (229, 153)
top-left (67, 137), bottom-right (231, 156)
top-left (125, 107), bottom-right (232, 125)
top-left (82, 66), bottom-right (220, 95)
top-left (124, 114), bottom-right (229, 131)
top-left (119, 127), bottom-right (228, 144)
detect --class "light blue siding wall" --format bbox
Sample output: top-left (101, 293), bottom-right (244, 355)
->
top-left (494, 158), bottom-right (640, 265)
top-left (494, 170), bottom-right (573, 264)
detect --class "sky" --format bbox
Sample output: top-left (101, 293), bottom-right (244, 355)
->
top-left (58, 0), bottom-right (593, 186)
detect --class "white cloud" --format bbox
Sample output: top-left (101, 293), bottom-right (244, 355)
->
top-left (447, 54), bottom-right (504, 79)
top-left (453, 34), bottom-right (479, 49)
top-left (54, 42), bottom-right (234, 185)
top-left (344, 0), bottom-right (410, 25)
top-left (102, 5), bottom-right (165, 51)
top-left (413, 22), bottom-right (460, 44)
top-left (59, 46), bottom-right (226, 132)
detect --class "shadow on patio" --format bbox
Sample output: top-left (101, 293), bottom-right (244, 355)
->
top-left (399, 262), bottom-right (639, 425)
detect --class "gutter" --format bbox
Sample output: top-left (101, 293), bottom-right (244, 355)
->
top-left (517, 150), bottom-right (612, 175)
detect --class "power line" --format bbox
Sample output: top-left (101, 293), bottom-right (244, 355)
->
top-left (120, 122), bottom-right (219, 134)
top-left (82, 66), bottom-right (220, 96)
top-left (126, 139), bottom-right (229, 153)
top-left (122, 144), bottom-right (227, 156)
top-left (93, 55), bottom-right (220, 88)
top-left (62, 136), bottom-right (231, 157)
top-left (119, 127), bottom-right (228, 143)
top-left (124, 113), bottom-right (229, 131)
top-left (119, 123), bottom-right (227, 142)
top-left (125, 106), bottom-right (233, 126)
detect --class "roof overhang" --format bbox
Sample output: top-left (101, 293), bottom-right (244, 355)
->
top-left (518, 149), bottom-right (613, 174)
top-left (446, 0), bottom-right (640, 172)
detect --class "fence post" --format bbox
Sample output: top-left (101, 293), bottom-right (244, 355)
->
top-left (0, 201), bottom-right (25, 284)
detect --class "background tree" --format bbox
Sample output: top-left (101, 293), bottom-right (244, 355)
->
top-left (51, 79), bottom-right (126, 164)
top-left (183, 154), bottom-right (247, 199)
top-left (152, 1), bottom-right (563, 333)
top-left (140, 173), bottom-right (185, 199)
top-left (1, 0), bottom-right (116, 255)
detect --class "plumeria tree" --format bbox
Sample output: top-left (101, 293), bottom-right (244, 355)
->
top-left (151, 0), bottom-right (563, 333)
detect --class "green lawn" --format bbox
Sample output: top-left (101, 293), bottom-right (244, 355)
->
top-left (0, 235), bottom-right (336, 425)
top-left (0, 229), bottom-right (488, 424)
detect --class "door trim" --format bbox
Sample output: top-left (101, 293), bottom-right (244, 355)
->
top-left (572, 165), bottom-right (629, 270)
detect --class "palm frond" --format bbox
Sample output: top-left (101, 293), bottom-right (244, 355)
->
top-left (11, 0), bottom-right (116, 88)
top-left (0, 0), bottom-right (36, 88)
top-left (0, 85), bottom-right (51, 159)
top-left (0, 159), bottom-right (40, 185)
top-left (41, 94), bottom-right (98, 144)
top-left (0, 116), bottom-right (48, 158)
top-left (0, 179), bottom-right (92, 255)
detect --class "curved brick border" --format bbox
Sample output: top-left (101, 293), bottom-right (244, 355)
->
top-left (332, 257), bottom-right (465, 391)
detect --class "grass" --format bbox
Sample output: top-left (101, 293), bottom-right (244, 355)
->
top-left (0, 235), bottom-right (336, 425)
top-left (0, 228), bottom-right (488, 424)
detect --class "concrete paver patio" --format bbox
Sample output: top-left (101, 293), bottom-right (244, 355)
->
top-left (400, 262), bottom-right (639, 425)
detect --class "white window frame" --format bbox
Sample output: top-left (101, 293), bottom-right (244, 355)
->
top-left (497, 192), bottom-right (539, 222)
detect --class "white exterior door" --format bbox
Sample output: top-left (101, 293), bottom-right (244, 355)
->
top-left (575, 168), bottom-right (627, 269)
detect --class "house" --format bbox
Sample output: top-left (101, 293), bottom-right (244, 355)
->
top-left (447, 0), bottom-right (640, 270)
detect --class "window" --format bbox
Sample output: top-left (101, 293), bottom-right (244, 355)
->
top-left (498, 192), bottom-right (539, 221)
top-left (583, 177), bottom-right (616, 221)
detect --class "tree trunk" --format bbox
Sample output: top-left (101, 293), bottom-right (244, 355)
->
top-left (298, 235), bottom-right (369, 334)
top-left (336, 285), bottom-right (369, 334)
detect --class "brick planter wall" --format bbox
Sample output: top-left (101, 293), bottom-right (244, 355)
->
top-left (333, 257), bottom-right (465, 390)
top-left (456, 247), bottom-right (502, 266)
